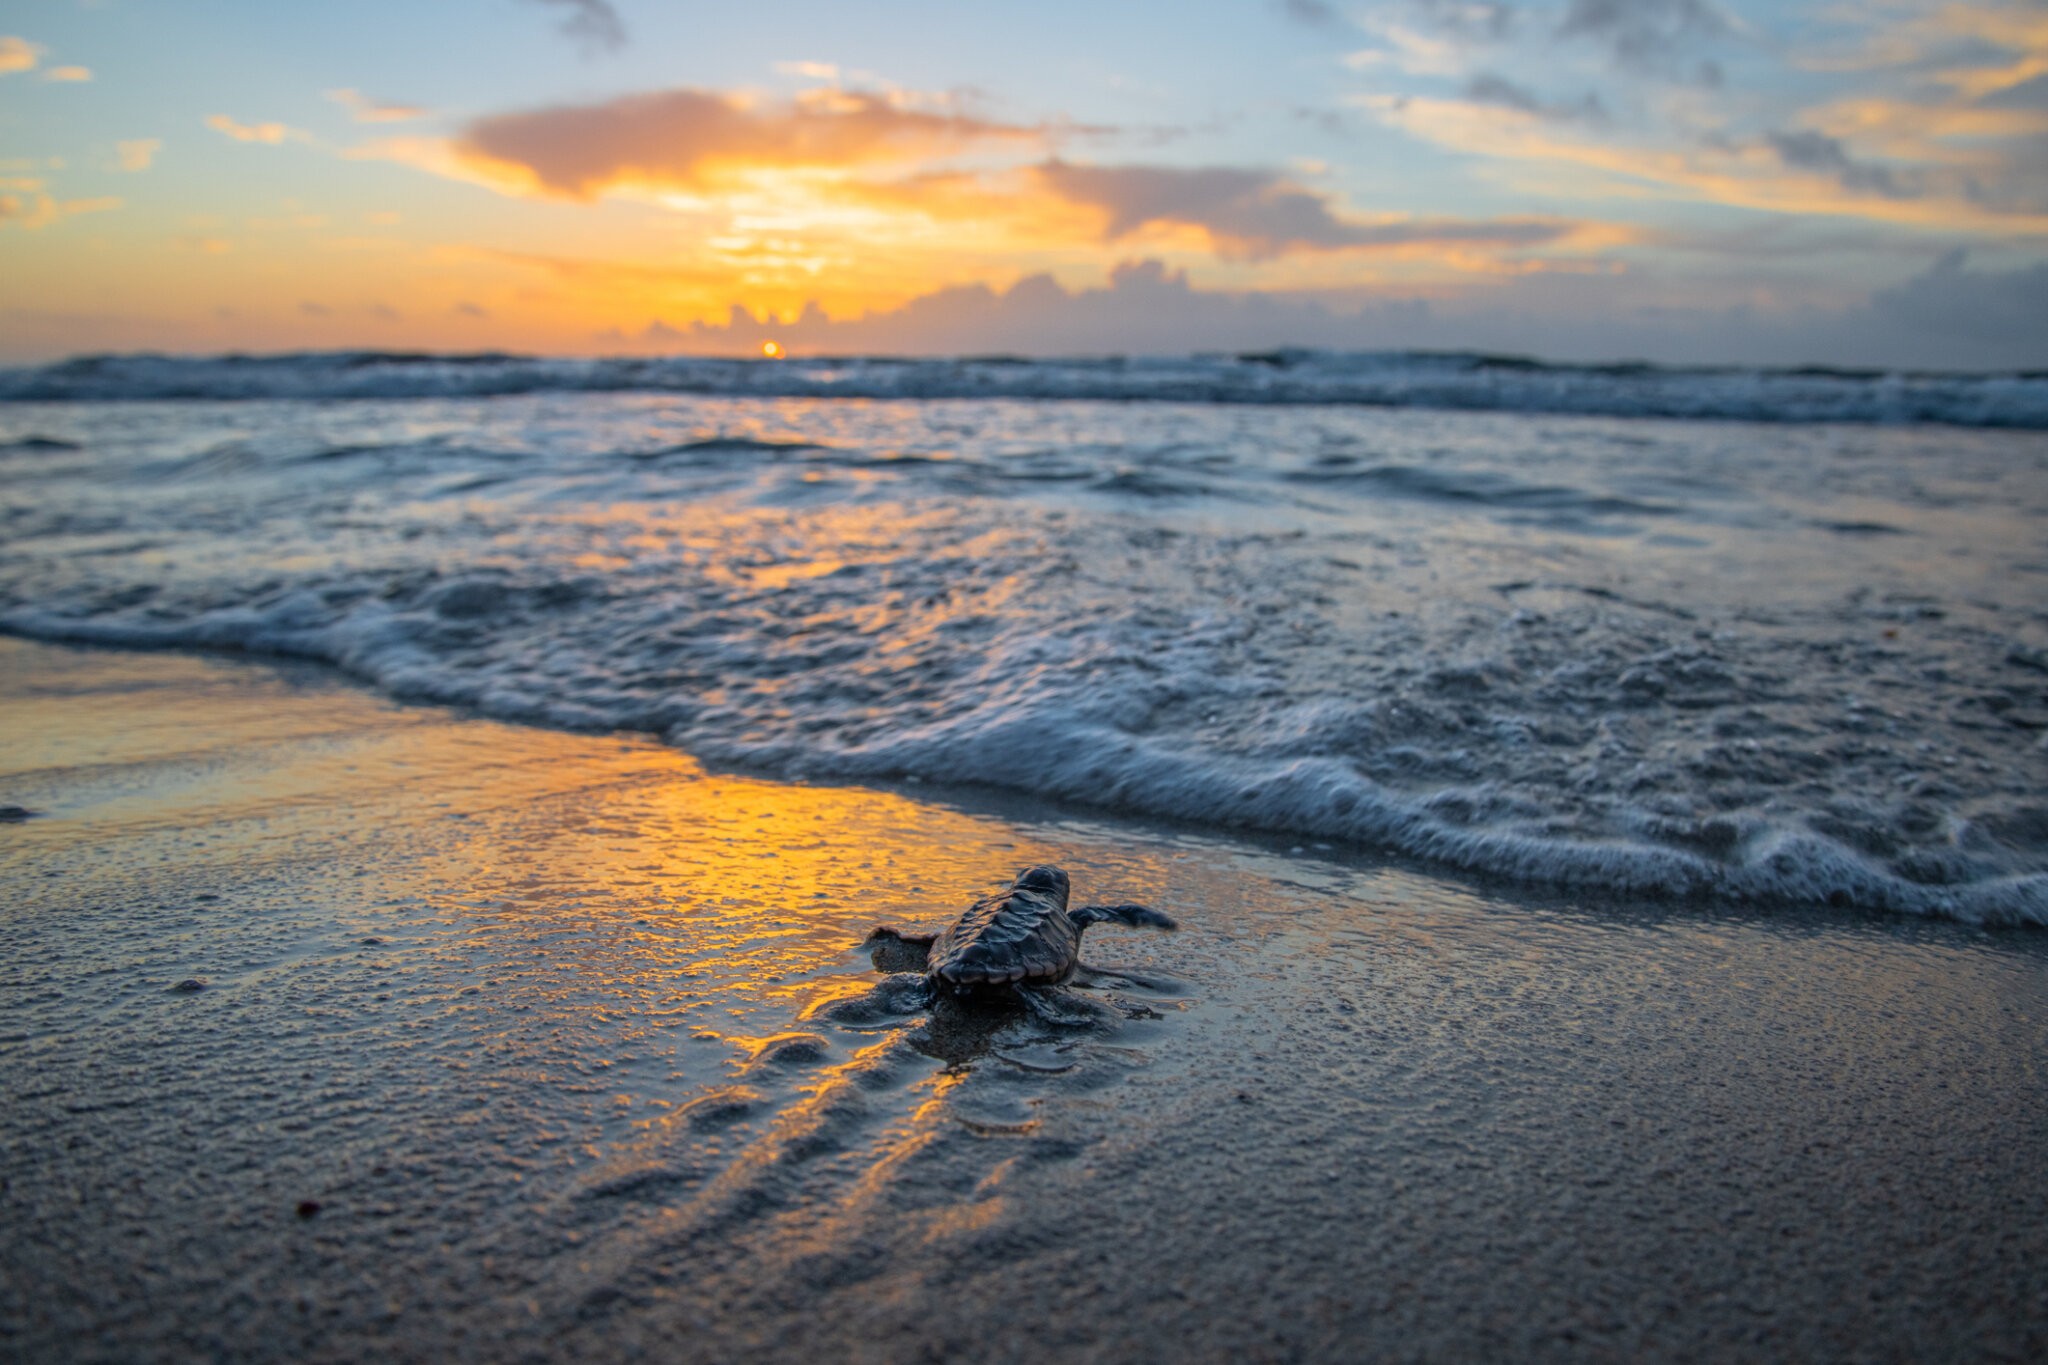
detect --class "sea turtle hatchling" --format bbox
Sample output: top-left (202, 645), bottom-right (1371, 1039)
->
top-left (866, 865), bottom-right (1176, 996)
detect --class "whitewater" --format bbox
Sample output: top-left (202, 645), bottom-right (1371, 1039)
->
top-left (4, 350), bottom-right (2046, 922)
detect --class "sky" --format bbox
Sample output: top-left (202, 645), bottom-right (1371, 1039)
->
top-left (2, 0), bottom-right (2046, 366)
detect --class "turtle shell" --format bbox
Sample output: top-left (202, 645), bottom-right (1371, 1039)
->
top-left (927, 865), bottom-right (1079, 988)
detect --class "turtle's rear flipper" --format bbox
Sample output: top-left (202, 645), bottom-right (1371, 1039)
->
top-left (1071, 903), bottom-right (1177, 931)
top-left (865, 926), bottom-right (937, 972)
top-left (1016, 984), bottom-right (1117, 1027)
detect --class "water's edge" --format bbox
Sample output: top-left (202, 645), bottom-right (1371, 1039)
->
top-left (10, 626), bottom-right (2042, 928)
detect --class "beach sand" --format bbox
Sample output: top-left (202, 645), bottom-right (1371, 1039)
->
top-left (3, 635), bottom-right (2045, 1362)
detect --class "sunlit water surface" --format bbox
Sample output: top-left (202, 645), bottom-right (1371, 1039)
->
top-left (2, 393), bottom-right (2046, 921)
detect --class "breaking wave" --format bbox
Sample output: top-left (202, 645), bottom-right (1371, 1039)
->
top-left (3, 387), bottom-right (2046, 922)
top-left (4, 349), bottom-right (2047, 428)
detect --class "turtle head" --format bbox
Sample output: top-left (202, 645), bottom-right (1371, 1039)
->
top-left (1013, 865), bottom-right (1069, 897)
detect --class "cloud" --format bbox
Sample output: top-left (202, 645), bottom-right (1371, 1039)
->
top-left (1277, 0), bottom-right (1343, 27)
top-left (1763, 129), bottom-right (1905, 197)
top-left (1340, 4), bottom-right (1537, 79)
top-left (378, 82), bottom-right (1620, 292)
top-left (1555, 0), bottom-right (1736, 79)
top-left (1333, 1), bottom-right (2041, 243)
top-left (1796, 1), bottom-right (2047, 95)
top-left (1762, 87), bottom-right (2048, 215)
top-left (1462, 72), bottom-right (1543, 112)
top-left (526, 0), bottom-right (626, 53)
top-left (1804, 94), bottom-right (2048, 170)
top-left (1788, 7), bottom-right (2048, 200)
top-left (1979, 71), bottom-right (2048, 109)
top-left (1037, 159), bottom-right (1575, 259)
top-left (1345, 22), bottom-right (1471, 76)
top-left (115, 139), bottom-right (160, 172)
top-left (299, 301), bottom-right (330, 317)
top-left (616, 252), bottom-right (2048, 368)
top-left (0, 36), bottom-right (42, 75)
top-left (0, 189), bottom-right (122, 230)
top-left (1411, 0), bottom-right (1518, 43)
top-left (206, 114), bottom-right (305, 145)
top-left (1463, 72), bottom-right (1608, 121)
top-left (43, 65), bottom-right (90, 83)
top-left (454, 87), bottom-right (1046, 199)
top-left (326, 88), bottom-right (426, 124)
top-left (1871, 249), bottom-right (2048, 349)
top-left (642, 258), bottom-right (1402, 355)
top-left (1361, 94), bottom-right (2048, 234)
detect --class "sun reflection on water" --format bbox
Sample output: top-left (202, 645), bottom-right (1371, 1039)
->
top-left (220, 706), bottom-right (1191, 1267)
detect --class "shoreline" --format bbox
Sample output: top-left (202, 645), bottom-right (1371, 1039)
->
top-left (6, 620), bottom-right (2039, 931)
top-left (3, 636), bottom-right (2045, 1361)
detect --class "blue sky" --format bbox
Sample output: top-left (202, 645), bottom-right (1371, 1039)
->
top-left (3, 0), bottom-right (2045, 365)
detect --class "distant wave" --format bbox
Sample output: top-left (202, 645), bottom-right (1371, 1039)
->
top-left (5, 349), bottom-right (2047, 427)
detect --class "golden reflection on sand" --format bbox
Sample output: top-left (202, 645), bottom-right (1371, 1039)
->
top-left (2, 640), bottom-right (1172, 1276)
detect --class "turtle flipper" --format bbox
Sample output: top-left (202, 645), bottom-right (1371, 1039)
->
top-left (1070, 903), bottom-right (1177, 932)
top-left (1016, 984), bottom-right (1118, 1027)
top-left (823, 972), bottom-right (932, 1024)
top-left (865, 926), bottom-right (937, 973)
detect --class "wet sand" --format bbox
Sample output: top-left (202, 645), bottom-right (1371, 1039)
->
top-left (2, 635), bottom-right (2045, 1362)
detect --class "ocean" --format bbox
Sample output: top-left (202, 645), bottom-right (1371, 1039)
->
top-left (4, 348), bottom-right (2046, 922)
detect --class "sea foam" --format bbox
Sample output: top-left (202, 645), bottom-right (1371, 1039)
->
top-left (3, 385), bottom-right (2045, 921)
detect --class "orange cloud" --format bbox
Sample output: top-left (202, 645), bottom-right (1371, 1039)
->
top-left (0, 36), bottom-right (42, 75)
top-left (1787, 3), bottom-right (2048, 159)
top-left (0, 188), bottom-right (121, 229)
top-left (453, 87), bottom-right (1047, 199)
top-left (340, 82), bottom-right (1640, 320)
top-left (773, 61), bottom-right (845, 82)
top-left (325, 88), bottom-right (426, 124)
top-left (1364, 95), bottom-right (2048, 234)
top-left (116, 139), bottom-right (160, 172)
top-left (379, 103), bottom-right (1614, 280)
top-left (206, 114), bottom-right (306, 145)
top-left (1809, 1), bottom-right (2048, 93)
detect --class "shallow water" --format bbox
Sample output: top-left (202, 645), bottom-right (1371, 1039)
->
top-left (2, 388), bottom-right (2046, 920)
top-left (3, 639), bottom-right (2045, 1362)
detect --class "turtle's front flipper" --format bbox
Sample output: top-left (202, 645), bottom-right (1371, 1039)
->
top-left (1071, 903), bottom-right (1177, 932)
top-left (865, 926), bottom-right (937, 973)
top-left (822, 972), bottom-right (932, 1024)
